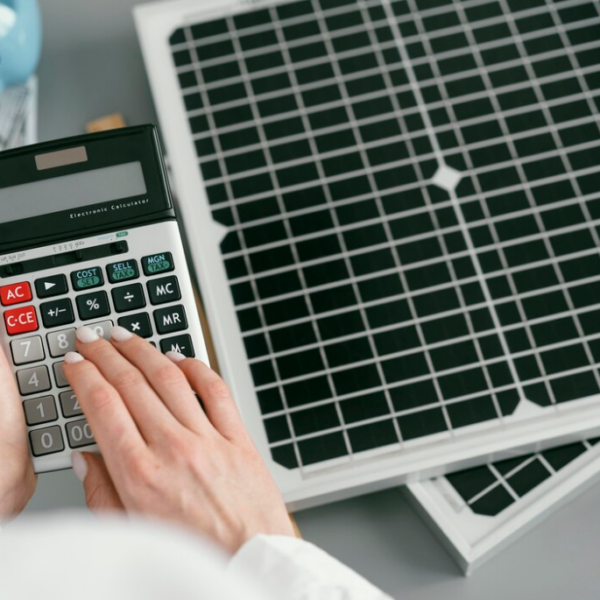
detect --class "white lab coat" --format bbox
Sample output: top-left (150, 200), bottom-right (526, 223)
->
top-left (0, 515), bottom-right (392, 600)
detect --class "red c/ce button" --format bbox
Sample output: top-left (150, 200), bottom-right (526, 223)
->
top-left (0, 282), bottom-right (32, 306)
top-left (3, 306), bottom-right (38, 336)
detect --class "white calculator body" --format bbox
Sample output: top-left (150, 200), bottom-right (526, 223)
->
top-left (0, 126), bottom-right (209, 473)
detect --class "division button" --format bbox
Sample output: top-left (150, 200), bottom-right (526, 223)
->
top-left (107, 260), bottom-right (139, 284)
top-left (29, 426), bottom-right (65, 457)
top-left (35, 275), bottom-right (68, 299)
top-left (142, 252), bottom-right (174, 276)
top-left (17, 365), bottom-right (51, 396)
top-left (23, 396), bottom-right (58, 426)
top-left (117, 313), bottom-right (153, 338)
top-left (47, 328), bottom-right (77, 358)
top-left (154, 305), bottom-right (188, 334)
top-left (66, 419), bottom-right (95, 449)
top-left (0, 281), bottom-right (32, 306)
top-left (4, 305), bottom-right (38, 336)
top-left (160, 334), bottom-right (195, 358)
top-left (147, 276), bottom-right (182, 305)
top-left (71, 266), bottom-right (104, 291)
top-left (59, 390), bottom-right (83, 418)
top-left (11, 335), bottom-right (45, 365)
top-left (40, 298), bottom-right (75, 328)
top-left (76, 291), bottom-right (110, 321)
top-left (112, 283), bottom-right (146, 313)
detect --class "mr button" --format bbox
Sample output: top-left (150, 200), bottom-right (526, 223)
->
top-left (71, 267), bottom-right (104, 291)
top-left (154, 305), bottom-right (188, 334)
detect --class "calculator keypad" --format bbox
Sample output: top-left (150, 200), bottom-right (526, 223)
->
top-left (2, 242), bottom-right (197, 468)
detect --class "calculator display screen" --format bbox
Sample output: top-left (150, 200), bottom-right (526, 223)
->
top-left (0, 162), bottom-right (147, 225)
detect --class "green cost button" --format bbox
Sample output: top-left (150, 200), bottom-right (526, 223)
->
top-left (70, 267), bottom-right (104, 291)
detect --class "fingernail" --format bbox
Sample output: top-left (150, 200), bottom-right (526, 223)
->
top-left (111, 326), bottom-right (133, 342)
top-left (71, 452), bottom-right (88, 482)
top-left (76, 327), bottom-right (100, 343)
top-left (166, 351), bottom-right (186, 363)
top-left (64, 352), bottom-right (84, 364)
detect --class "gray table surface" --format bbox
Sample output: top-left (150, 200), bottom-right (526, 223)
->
top-left (22, 1), bottom-right (600, 598)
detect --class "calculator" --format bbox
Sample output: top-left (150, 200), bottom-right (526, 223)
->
top-left (0, 125), bottom-right (209, 473)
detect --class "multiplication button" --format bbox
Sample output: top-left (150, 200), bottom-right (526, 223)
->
top-left (77, 291), bottom-right (110, 321)
top-left (142, 252), bottom-right (174, 276)
top-left (107, 260), bottom-right (139, 284)
top-left (30, 426), bottom-right (64, 456)
top-left (40, 298), bottom-right (75, 328)
top-left (118, 313), bottom-right (153, 338)
top-left (71, 266), bottom-right (104, 291)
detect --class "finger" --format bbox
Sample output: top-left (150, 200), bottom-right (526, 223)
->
top-left (74, 327), bottom-right (181, 443)
top-left (72, 452), bottom-right (124, 512)
top-left (110, 327), bottom-right (210, 435)
top-left (172, 357), bottom-right (249, 442)
top-left (0, 347), bottom-right (26, 435)
top-left (62, 352), bottom-right (146, 471)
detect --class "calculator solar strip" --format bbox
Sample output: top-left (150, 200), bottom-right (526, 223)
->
top-left (169, 0), bottom-right (600, 470)
top-left (446, 437), bottom-right (600, 516)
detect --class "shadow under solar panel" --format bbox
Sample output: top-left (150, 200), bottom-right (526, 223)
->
top-left (136, 0), bottom-right (600, 507)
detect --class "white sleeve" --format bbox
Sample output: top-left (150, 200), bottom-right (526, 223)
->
top-left (228, 535), bottom-right (393, 600)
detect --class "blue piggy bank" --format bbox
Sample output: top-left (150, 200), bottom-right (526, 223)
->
top-left (0, 0), bottom-right (42, 95)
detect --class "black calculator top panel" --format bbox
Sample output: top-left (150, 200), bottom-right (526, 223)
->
top-left (0, 125), bottom-right (175, 252)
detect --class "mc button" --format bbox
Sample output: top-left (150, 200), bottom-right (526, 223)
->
top-left (4, 305), bottom-right (38, 336)
top-left (71, 267), bottom-right (104, 291)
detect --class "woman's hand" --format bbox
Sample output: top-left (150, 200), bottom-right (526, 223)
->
top-left (0, 347), bottom-right (36, 520)
top-left (63, 326), bottom-right (296, 553)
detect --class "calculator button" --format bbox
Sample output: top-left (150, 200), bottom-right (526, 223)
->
top-left (40, 298), bottom-right (75, 328)
top-left (66, 419), bottom-right (95, 449)
top-left (0, 282), bottom-right (32, 306)
top-left (160, 334), bottom-right (195, 358)
top-left (17, 365), bottom-right (51, 396)
top-left (77, 291), bottom-right (110, 321)
top-left (60, 390), bottom-right (83, 418)
top-left (147, 276), bottom-right (181, 305)
top-left (88, 320), bottom-right (114, 340)
top-left (154, 305), bottom-right (188, 334)
top-left (23, 396), bottom-right (58, 426)
top-left (47, 328), bottom-right (77, 358)
top-left (30, 426), bottom-right (65, 456)
top-left (35, 275), bottom-right (68, 299)
top-left (112, 283), bottom-right (146, 313)
top-left (53, 362), bottom-right (70, 388)
top-left (107, 260), bottom-right (139, 284)
top-left (11, 336), bottom-right (45, 365)
top-left (4, 305), bottom-right (38, 336)
top-left (142, 252), bottom-right (174, 276)
top-left (117, 313), bottom-right (153, 338)
top-left (71, 266), bottom-right (104, 291)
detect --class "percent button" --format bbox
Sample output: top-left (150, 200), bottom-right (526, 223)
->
top-left (77, 291), bottom-right (111, 321)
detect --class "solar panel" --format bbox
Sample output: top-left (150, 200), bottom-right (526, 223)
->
top-left (406, 437), bottom-right (600, 574)
top-left (136, 0), bottom-right (600, 507)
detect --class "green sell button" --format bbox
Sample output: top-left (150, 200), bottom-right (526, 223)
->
top-left (142, 252), bottom-right (174, 277)
top-left (107, 260), bottom-right (140, 284)
top-left (70, 267), bottom-right (104, 291)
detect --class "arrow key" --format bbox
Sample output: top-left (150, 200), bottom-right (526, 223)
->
top-left (35, 275), bottom-right (68, 299)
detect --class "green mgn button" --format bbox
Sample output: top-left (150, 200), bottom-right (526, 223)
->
top-left (107, 260), bottom-right (139, 284)
top-left (142, 252), bottom-right (174, 277)
top-left (70, 267), bottom-right (104, 292)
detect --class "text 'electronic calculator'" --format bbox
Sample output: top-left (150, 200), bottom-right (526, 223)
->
top-left (0, 126), bottom-right (209, 473)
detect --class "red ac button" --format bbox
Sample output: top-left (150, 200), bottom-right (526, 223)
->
top-left (4, 305), bottom-right (38, 336)
top-left (0, 282), bottom-right (32, 306)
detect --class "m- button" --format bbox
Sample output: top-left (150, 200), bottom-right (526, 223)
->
top-left (0, 282), bottom-right (32, 306)
top-left (4, 306), bottom-right (38, 336)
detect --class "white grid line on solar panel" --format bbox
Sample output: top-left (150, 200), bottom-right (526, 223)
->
top-left (261, 366), bottom-right (600, 447)
top-left (225, 183), bottom-right (600, 290)
top-left (171, 0), bottom-right (589, 60)
top-left (250, 313), bottom-right (600, 391)
top-left (179, 22), bottom-right (600, 121)
top-left (232, 8), bottom-right (361, 458)
top-left (245, 282), bottom-right (600, 366)
top-left (175, 2), bottom-right (596, 91)
top-left (271, 0), bottom-right (408, 445)
top-left (486, 0), bottom-right (600, 393)
top-left (183, 24), bottom-right (315, 472)
top-left (187, 54), bottom-right (600, 147)
top-left (536, 452), bottom-right (559, 476)
top-left (483, 464), bottom-right (522, 502)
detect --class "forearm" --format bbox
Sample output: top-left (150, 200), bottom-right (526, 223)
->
top-left (229, 535), bottom-right (392, 600)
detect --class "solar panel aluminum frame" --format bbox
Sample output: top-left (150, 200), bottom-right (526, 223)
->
top-left (405, 443), bottom-right (600, 576)
top-left (134, 0), bottom-right (600, 511)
